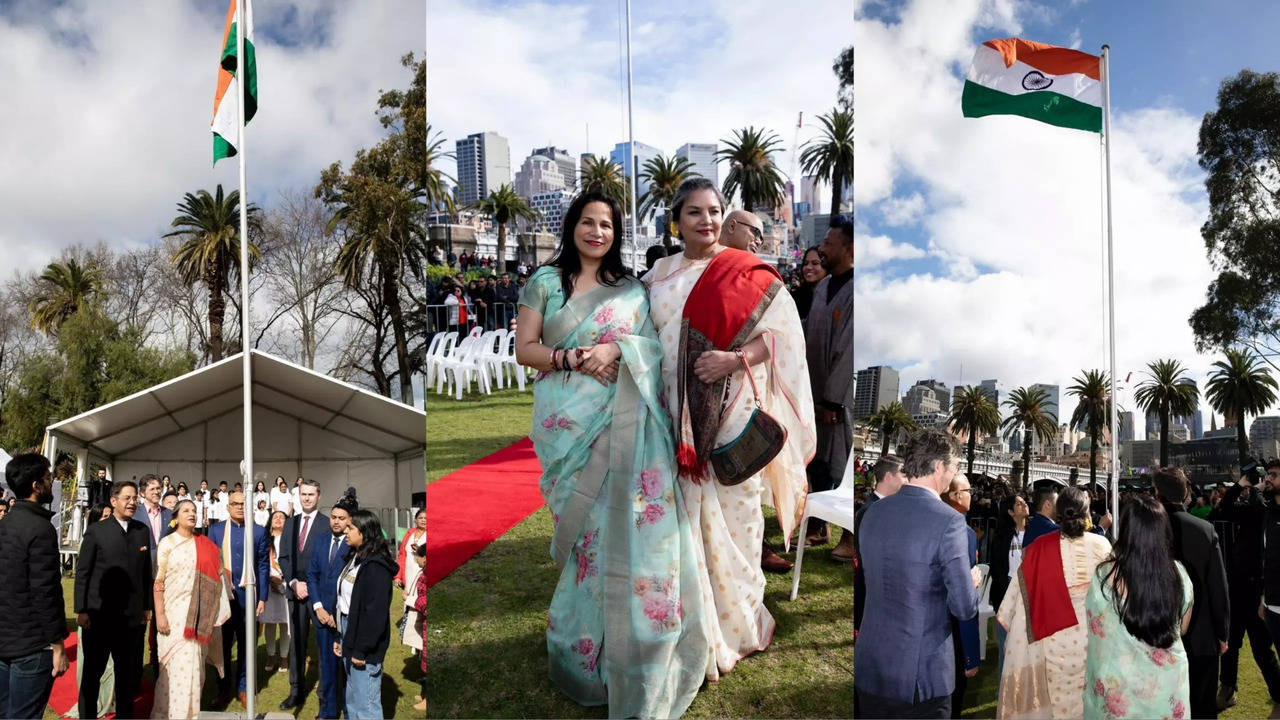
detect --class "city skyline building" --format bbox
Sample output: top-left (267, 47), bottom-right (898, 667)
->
top-left (530, 146), bottom-right (577, 192)
top-left (513, 152), bottom-right (567, 198)
top-left (902, 384), bottom-right (941, 415)
top-left (610, 141), bottom-right (664, 197)
top-left (455, 131), bottom-right (512, 207)
top-left (854, 365), bottom-right (900, 420)
top-left (675, 142), bottom-right (718, 187)
top-left (1028, 382), bottom-right (1060, 457)
top-left (529, 189), bottom-right (572, 239)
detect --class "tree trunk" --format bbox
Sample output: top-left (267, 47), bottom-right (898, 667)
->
top-left (381, 259), bottom-right (414, 405)
top-left (1022, 425), bottom-right (1032, 488)
top-left (1238, 410), bottom-right (1249, 465)
top-left (496, 222), bottom-right (507, 274)
top-left (829, 170), bottom-right (843, 217)
top-left (207, 263), bottom-right (226, 362)
top-left (966, 432), bottom-right (977, 476)
top-left (662, 210), bottom-right (672, 249)
top-left (1160, 406), bottom-right (1170, 467)
top-left (881, 426), bottom-right (890, 456)
top-left (1089, 427), bottom-right (1099, 486)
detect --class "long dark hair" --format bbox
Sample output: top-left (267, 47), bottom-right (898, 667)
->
top-left (346, 509), bottom-right (394, 566)
top-left (1101, 494), bottom-right (1183, 649)
top-left (547, 191), bottom-right (629, 298)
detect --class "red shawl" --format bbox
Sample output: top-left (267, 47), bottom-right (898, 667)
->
top-left (676, 248), bottom-right (783, 480)
top-left (1019, 530), bottom-right (1078, 641)
top-left (184, 534), bottom-right (226, 644)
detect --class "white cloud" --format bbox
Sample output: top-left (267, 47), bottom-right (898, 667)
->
top-left (0, 0), bottom-right (424, 274)
top-left (855, 233), bottom-right (927, 268)
top-left (427, 0), bottom-right (851, 196)
top-left (880, 191), bottom-right (926, 225)
top-left (854, 0), bottom-right (1232, 429)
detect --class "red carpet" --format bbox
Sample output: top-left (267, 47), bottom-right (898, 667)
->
top-left (49, 632), bottom-right (155, 718)
top-left (426, 437), bottom-right (545, 589)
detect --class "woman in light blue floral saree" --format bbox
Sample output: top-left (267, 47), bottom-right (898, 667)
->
top-left (514, 191), bottom-right (711, 719)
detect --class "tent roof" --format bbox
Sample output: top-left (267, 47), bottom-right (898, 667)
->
top-left (46, 351), bottom-right (424, 459)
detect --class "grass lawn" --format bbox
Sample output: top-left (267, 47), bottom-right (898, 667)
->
top-left (949, 626), bottom-right (1280, 719)
top-left (45, 572), bottom-right (423, 718)
top-left (425, 388), bottom-right (855, 718)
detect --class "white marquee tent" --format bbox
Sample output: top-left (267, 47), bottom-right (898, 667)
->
top-left (43, 351), bottom-right (424, 530)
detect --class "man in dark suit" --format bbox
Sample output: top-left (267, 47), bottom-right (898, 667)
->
top-left (308, 497), bottom-right (357, 720)
top-left (942, 475), bottom-right (982, 718)
top-left (1021, 486), bottom-right (1059, 548)
top-left (278, 478), bottom-right (328, 711)
top-left (136, 474), bottom-right (173, 677)
top-left (208, 489), bottom-right (270, 708)
top-left (853, 454), bottom-right (904, 628)
top-left (855, 429), bottom-right (981, 718)
top-left (74, 481), bottom-right (153, 720)
top-left (1154, 466), bottom-right (1230, 718)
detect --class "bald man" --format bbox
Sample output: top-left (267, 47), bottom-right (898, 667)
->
top-left (720, 209), bottom-right (765, 253)
top-left (943, 475), bottom-right (981, 716)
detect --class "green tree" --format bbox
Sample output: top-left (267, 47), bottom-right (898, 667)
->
top-left (0, 307), bottom-right (193, 451)
top-left (579, 155), bottom-right (630, 209)
top-left (1205, 347), bottom-right (1278, 466)
top-left (1190, 71), bottom-right (1280, 367)
top-left (27, 258), bottom-right (104, 336)
top-left (865, 401), bottom-right (917, 455)
top-left (948, 386), bottom-right (1000, 476)
top-left (468, 184), bottom-right (538, 272)
top-left (639, 154), bottom-right (700, 248)
top-left (1133, 359), bottom-right (1200, 467)
top-left (426, 124), bottom-right (455, 217)
top-left (834, 46), bottom-right (854, 110)
top-left (1001, 386), bottom-right (1059, 490)
top-left (1068, 370), bottom-right (1112, 488)
top-left (800, 109), bottom-right (855, 218)
top-left (318, 55), bottom-right (426, 404)
top-left (165, 185), bottom-right (261, 363)
top-left (717, 127), bottom-right (787, 213)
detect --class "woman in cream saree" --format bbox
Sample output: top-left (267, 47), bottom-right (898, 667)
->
top-left (515, 191), bottom-right (710, 719)
top-left (644, 178), bottom-right (816, 678)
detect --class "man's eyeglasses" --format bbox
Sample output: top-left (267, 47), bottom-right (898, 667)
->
top-left (732, 219), bottom-right (764, 243)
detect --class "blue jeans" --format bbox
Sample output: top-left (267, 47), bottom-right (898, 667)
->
top-left (0, 648), bottom-right (55, 720)
top-left (339, 614), bottom-right (383, 719)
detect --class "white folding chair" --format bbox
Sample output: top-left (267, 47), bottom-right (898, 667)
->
top-left (977, 562), bottom-right (994, 660)
top-left (435, 335), bottom-right (468, 395)
top-left (480, 329), bottom-right (508, 388)
top-left (500, 331), bottom-right (529, 391)
top-left (423, 332), bottom-right (446, 387)
top-left (790, 453), bottom-right (856, 601)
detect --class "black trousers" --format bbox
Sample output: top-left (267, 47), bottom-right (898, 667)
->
top-left (1221, 583), bottom-right (1280, 699)
top-left (806, 460), bottom-right (837, 533)
top-left (286, 596), bottom-right (314, 696)
top-left (79, 616), bottom-right (144, 720)
top-left (1188, 653), bottom-right (1219, 720)
top-left (855, 688), bottom-right (949, 719)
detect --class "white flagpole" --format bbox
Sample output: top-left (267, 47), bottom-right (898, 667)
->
top-left (1101, 45), bottom-right (1119, 534)
top-left (624, 0), bottom-right (638, 271)
top-left (235, 0), bottom-right (257, 713)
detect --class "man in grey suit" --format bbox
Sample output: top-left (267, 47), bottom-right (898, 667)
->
top-left (854, 428), bottom-right (981, 718)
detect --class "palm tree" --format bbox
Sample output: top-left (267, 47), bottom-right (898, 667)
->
top-left (1001, 387), bottom-right (1059, 490)
top-left (639, 155), bottom-right (699, 248)
top-left (1068, 370), bottom-right (1112, 489)
top-left (866, 401), bottom-right (917, 455)
top-left (1206, 348), bottom-right (1278, 466)
top-left (948, 386), bottom-right (1001, 476)
top-left (799, 108), bottom-right (855, 218)
top-left (579, 155), bottom-right (630, 209)
top-left (425, 123), bottom-right (455, 217)
top-left (468, 184), bottom-right (538, 272)
top-left (717, 126), bottom-right (787, 212)
top-left (28, 258), bottom-right (105, 335)
top-left (1133, 359), bottom-right (1200, 467)
top-left (166, 185), bottom-right (261, 362)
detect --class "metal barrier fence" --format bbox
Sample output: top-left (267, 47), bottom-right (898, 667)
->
top-left (425, 302), bottom-right (519, 335)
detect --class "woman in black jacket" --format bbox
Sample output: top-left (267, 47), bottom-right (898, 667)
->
top-left (988, 493), bottom-right (1028, 670)
top-left (334, 510), bottom-right (399, 720)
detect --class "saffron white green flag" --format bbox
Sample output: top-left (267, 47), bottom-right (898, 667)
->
top-left (962, 38), bottom-right (1101, 133)
top-left (212, 0), bottom-right (257, 165)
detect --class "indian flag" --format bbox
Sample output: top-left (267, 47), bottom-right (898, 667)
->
top-left (962, 38), bottom-right (1101, 133)
top-left (211, 0), bottom-right (257, 165)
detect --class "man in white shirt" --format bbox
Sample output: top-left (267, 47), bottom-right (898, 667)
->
top-left (277, 479), bottom-right (327, 711)
top-left (270, 477), bottom-right (292, 515)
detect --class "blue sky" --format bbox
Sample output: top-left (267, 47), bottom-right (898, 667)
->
top-left (855, 0), bottom-right (1279, 436)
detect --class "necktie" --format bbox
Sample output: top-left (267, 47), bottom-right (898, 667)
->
top-left (299, 514), bottom-right (311, 553)
top-left (329, 535), bottom-right (338, 564)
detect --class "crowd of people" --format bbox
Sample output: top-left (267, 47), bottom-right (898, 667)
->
top-left (0, 455), bottom-right (427, 719)
top-left (853, 426), bottom-right (1280, 719)
top-left (509, 176), bottom-right (852, 718)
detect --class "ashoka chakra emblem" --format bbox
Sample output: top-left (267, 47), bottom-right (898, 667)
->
top-left (1022, 70), bottom-right (1053, 91)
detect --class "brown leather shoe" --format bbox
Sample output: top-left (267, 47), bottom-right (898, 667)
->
top-left (831, 532), bottom-right (855, 563)
top-left (805, 528), bottom-right (831, 547)
top-left (761, 545), bottom-right (793, 573)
